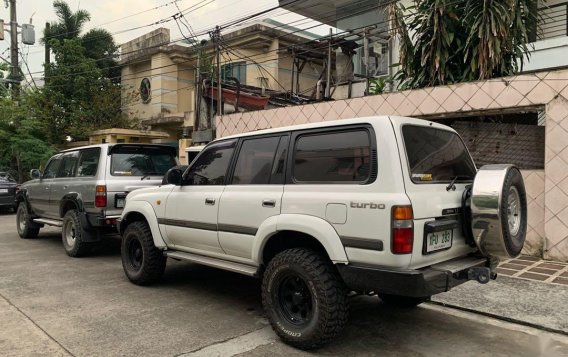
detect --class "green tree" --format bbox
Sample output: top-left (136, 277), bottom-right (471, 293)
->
top-left (0, 93), bottom-right (56, 182)
top-left (392, 0), bottom-right (538, 89)
top-left (0, 62), bottom-right (10, 97)
top-left (43, 0), bottom-right (119, 82)
top-left (41, 39), bottom-right (129, 144)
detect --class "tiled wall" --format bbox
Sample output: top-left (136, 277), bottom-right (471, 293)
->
top-left (218, 69), bottom-right (568, 261)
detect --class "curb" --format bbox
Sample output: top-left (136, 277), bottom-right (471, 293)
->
top-left (427, 301), bottom-right (568, 337)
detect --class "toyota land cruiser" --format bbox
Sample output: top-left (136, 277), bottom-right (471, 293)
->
top-left (117, 116), bottom-right (527, 349)
top-left (16, 143), bottom-right (179, 257)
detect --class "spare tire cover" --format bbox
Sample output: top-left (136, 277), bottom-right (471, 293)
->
top-left (471, 164), bottom-right (527, 258)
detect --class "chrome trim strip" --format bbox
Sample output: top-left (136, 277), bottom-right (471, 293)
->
top-left (340, 237), bottom-right (384, 251)
top-left (217, 223), bottom-right (257, 236)
top-left (158, 218), bottom-right (218, 231)
top-left (158, 218), bottom-right (258, 236)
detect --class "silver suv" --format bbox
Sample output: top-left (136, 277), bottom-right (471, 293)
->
top-left (15, 143), bottom-right (178, 257)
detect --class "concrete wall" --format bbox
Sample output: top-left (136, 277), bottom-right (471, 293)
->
top-left (121, 61), bottom-right (152, 119)
top-left (218, 68), bottom-right (568, 262)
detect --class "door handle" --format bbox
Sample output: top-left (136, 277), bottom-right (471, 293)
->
top-left (205, 198), bottom-right (216, 205)
top-left (262, 199), bottom-right (276, 208)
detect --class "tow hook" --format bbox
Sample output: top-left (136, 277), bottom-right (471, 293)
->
top-left (467, 267), bottom-right (492, 284)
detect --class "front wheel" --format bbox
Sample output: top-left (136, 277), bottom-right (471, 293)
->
top-left (16, 203), bottom-right (40, 239)
top-left (261, 248), bottom-right (349, 350)
top-left (121, 221), bottom-right (166, 285)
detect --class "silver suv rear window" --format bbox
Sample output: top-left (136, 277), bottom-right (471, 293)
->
top-left (402, 125), bottom-right (476, 183)
top-left (110, 147), bottom-right (177, 176)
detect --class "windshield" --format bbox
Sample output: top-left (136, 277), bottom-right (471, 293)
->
top-left (402, 125), bottom-right (476, 183)
top-left (110, 148), bottom-right (177, 177)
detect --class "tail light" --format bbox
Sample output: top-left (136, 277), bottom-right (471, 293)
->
top-left (392, 205), bottom-right (414, 254)
top-left (95, 185), bottom-right (107, 208)
top-left (15, 185), bottom-right (21, 194)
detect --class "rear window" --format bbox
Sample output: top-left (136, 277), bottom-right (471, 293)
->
top-left (402, 125), bottom-right (476, 183)
top-left (111, 147), bottom-right (177, 176)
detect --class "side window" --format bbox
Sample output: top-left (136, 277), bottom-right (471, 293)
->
top-left (57, 152), bottom-right (80, 178)
top-left (185, 140), bottom-right (236, 185)
top-left (77, 148), bottom-right (101, 177)
top-left (232, 136), bottom-right (280, 185)
top-left (293, 129), bottom-right (372, 183)
top-left (43, 156), bottom-right (62, 179)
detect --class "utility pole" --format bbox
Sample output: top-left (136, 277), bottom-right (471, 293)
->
top-left (324, 28), bottom-right (332, 99)
top-left (9, 0), bottom-right (20, 98)
top-left (44, 22), bottom-right (50, 83)
top-left (215, 25), bottom-right (222, 117)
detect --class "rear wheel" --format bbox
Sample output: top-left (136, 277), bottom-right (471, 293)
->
top-left (16, 203), bottom-right (40, 239)
top-left (121, 221), bottom-right (166, 285)
top-left (62, 210), bottom-right (92, 257)
top-left (261, 248), bottom-right (349, 350)
top-left (378, 293), bottom-right (429, 308)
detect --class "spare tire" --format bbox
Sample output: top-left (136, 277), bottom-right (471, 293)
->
top-left (471, 164), bottom-right (527, 258)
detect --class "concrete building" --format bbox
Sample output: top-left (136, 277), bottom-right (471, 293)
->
top-left (119, 21), bottom-right (325, 162)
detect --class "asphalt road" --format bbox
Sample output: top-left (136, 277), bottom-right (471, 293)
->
top-left (0, 211), bottom-right (567, 357)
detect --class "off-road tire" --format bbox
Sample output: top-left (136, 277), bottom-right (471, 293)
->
top-left (121, 221), bottom-right (166, 285)
top-left (378, 293), bottom-right (430, 308)
top-left (16, 203), bottom-right (40, 239)
top-left (261, 248), bottom-right (349, 350)
top-left (62, 210), bottom-right (92, 257)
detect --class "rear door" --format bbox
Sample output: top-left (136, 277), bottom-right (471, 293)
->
top-left (217, 135), bottom-right (287, 259)
top-left (49, 151), bottom-right (79, 219)
top-left (391, 117), bottom-right (478, 268)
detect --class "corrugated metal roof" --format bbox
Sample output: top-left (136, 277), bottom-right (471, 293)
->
top-left (452, 121), bottom-right (545, 170)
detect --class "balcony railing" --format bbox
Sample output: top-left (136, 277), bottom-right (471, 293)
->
top-left (537, 2), bottom-right (568, 41)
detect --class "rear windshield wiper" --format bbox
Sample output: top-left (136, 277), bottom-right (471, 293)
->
top-left (446, 175), bottom-right (471, 191)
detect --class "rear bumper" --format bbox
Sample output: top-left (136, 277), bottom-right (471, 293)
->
top-left (337, 256), bottom-right (490, 298)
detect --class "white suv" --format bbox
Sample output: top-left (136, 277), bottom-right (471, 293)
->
top-left (118, 116), bottom-right (527, 349)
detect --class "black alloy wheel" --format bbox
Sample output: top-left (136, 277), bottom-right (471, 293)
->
top-left (276, 273), bottom-right (314, 326)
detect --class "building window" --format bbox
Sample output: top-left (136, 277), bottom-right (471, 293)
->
top-left (221, 61), bottom-right (247, 84)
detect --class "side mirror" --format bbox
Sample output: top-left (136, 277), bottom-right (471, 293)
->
top-left (30, 169), bottom-right (41, 180)
top-left (165, 169), bottom-right (183, 186)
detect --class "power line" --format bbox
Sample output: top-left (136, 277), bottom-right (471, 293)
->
top-left (28, 0), bottom-right (384, 80)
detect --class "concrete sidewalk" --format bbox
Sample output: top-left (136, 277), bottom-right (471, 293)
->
top-left (431, 256), bottom-right (568, 335)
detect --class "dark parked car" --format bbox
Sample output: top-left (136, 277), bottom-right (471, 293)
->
top-left (0, 174), bottom-right (19, 212)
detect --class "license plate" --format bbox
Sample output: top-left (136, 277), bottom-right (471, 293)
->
top-left (116, 198), bottom-right (125, 208)
top-left (0, 189), bottom-right (8, 193)
top-left (425, 229), bottom-right (453, 253)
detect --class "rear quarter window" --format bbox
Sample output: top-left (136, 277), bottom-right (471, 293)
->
top-left (292, 129), bottom-right (372, 184)
top-left (402, 125), bottom-right (476, 183)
